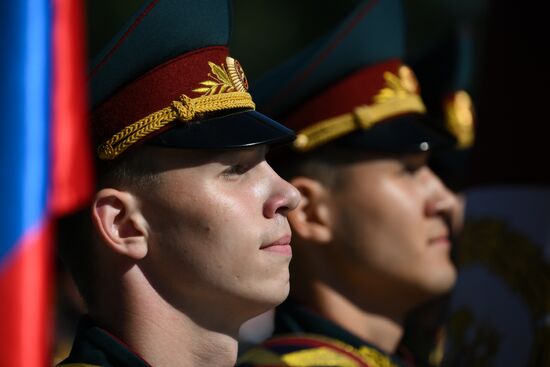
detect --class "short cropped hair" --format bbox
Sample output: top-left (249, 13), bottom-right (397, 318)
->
top-left (58, 146), bottom-right (162, 308)
top-left (95, 145), bottom-right (163, 191)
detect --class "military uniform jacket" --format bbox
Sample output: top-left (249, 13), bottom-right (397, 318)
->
top-left (57, 317), bottom-right (152, 367)
top-left (237, 300), bottom-right (413, 367)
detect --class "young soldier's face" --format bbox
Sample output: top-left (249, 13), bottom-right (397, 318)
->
top-left (329, 152), bottom-right (457, 305)
top-left (137, 145), bottom-right (300, 323)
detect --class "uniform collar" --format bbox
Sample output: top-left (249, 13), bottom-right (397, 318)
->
top-left (274, 299), bottom-right (409, 366)
top-left (58, 316), bottom-right (152, 367)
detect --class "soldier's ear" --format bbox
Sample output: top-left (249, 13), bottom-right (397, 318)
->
top-left (288, 177), bottom-right (333, 244)
top-left (91, 188), bottom-right (149, 260)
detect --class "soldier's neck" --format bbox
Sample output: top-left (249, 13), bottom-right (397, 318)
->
top-left (90, 267), bottom-right (240, 367)
top-left (293, 281), bottom-right (405, 354)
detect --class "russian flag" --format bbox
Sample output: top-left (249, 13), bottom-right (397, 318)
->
top-left (0, 0), bottom-right (93, 365)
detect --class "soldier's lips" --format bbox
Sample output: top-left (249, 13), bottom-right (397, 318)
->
top-left (260, 234), bottom-right (292, 256)
top-left (428, 235), bottom-right (451, 247)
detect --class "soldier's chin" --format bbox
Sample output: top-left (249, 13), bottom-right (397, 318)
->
top-left (420, 266), bottom-right (457, 299)
top-left (263, 280), bottom-right (290, 310)
top-left (245, 279), bottom-right (290, 320)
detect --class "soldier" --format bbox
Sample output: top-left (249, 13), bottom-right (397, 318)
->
top-left (57, 0), bottom-right (300, 366)
top-left (237, 0), bottom-right (459, 366)
top-left (399, 23), bottom-right (478, 366)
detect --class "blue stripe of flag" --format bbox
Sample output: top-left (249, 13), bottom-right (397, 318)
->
top-left (0, 0), bottom-right (51, 264)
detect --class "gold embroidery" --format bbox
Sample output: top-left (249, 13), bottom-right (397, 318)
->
top-left (226, 57), bottom-right (248, 92)
top-left (444, 90), bottom-right (475, 149)
top-left (294, 66), bottom-right (426, 152)
top-left (293, 65), bottom-right (426, 151)
top-left (428, 327), bottom-right (446, 367)
top-left (97, 56), bottom-right (255, 160)
top-left (374, 65), bottom-right (419, 103)
top-left (282, 346), bottom-right (361, 367)
top-left (358, 346), bottom-right (399, 367)
top-left (246, 334), bottom-right (398, 367)
top-left (280, 344), bottom-right (399, 367)
top-left (98, 91), bottom-right (255, 160)
top-left (193, 57), bottom-right (249, 95)
top-left (294, 112), bottom-right (358, 151)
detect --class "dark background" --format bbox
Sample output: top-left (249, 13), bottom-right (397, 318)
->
top-left (85, 0), bottom-right (489, 83)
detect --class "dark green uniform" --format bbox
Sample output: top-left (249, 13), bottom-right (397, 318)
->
top-left (59, 0), bottom-right (295, 365)
top-left (58, 317), bottom-right (151, 367)
top-left (238, 300), bottom-right (413, 367)
top-left (236, 0), bottom-right (451, 365)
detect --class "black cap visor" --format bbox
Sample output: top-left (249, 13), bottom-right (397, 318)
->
top-left (148, 110), bottom-right (295, 149)
top-left (334, 114), bottom-right (454, 154)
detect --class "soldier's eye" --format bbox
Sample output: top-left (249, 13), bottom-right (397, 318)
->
top-left (399, 153), bottom-right (427, 175)
top-left (400, 160), bottom-right (424, 175)
top-left (222, 164), bottom-right (249, 176)
top-left (403, 163), bottom-right (420, 174)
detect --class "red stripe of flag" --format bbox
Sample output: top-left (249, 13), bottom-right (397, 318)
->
top-left (0, 224), bottom-right (52, 366)
top-left (49, 0), bottom-right (94, 364)
top-left (50, 0), bottom-right (93, 216)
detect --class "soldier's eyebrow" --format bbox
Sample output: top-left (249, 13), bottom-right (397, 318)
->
top-left (400, 152), bottom-right (429, 167)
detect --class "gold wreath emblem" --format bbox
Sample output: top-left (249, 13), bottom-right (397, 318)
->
top-left (193, 57), bottom-right (249, 96)
top-left (226, 57), bottom-right (248, 92)
top-left (374, 65), bottom-right (420, 103)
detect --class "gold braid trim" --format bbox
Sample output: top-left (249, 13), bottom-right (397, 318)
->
top-left (293, 94), bottom-right (426, 152)
top-left (98, 91), bottom-right (255, 160)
